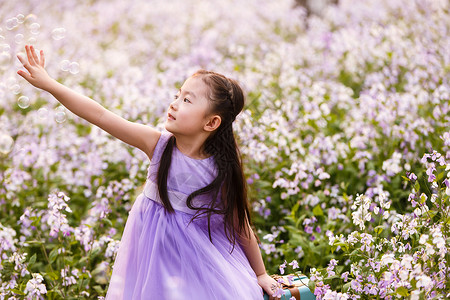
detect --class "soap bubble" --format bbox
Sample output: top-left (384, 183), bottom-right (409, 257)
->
top-left (24, 14), bottom-right (37, 27)
top-left (14, 34), bottom-right (24, 44)
top-left (0, 52), bottom-right (11, 70)
top-left (37, 107), bottom-right (48, 119)
top-left (69, 62), bottom-right (80, 74)
top-left (17, 96), bottom-right (30, 109)
top-left (0, 133), bottom-right (14, 155)
top-left (16, 14), bottom-right (25, 24)
top-left (6, 77), bottom-right (17, 86)
top-left (55, 106), bottom-right (66, 123)
top-left (51, 28), bottom-right (66, 40)
top-left (29, 23), bottom-right (40, 35)
top-left (27, 37), bottom-right (37, 45)
top-left (60, 59), bottom-right (70, 71)
top-left (0, 44), bottom-right (11, 52)
top-left (5, 18), bottom-right (18, 30)
top-left (10, 84), bottom-right (20, 94)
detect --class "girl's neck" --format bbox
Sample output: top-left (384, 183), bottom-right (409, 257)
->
top-left (174, 135), bottom-right (212, 160)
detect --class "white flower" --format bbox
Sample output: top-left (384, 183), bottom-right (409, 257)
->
top-left (416, 275), bottom-right (432, 289)
top-left (24, 273), bottom-right (47, 297)
top-left (380, 254), bottom-right (395, 265)
top-left (418, 234), bottom-right (428, 244)
top-left (425, 243), bottom-right (435, 256)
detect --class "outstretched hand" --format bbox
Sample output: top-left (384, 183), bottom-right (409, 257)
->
top-left (17, 45), bottom-right (54, 91)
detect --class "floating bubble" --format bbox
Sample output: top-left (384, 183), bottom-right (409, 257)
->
top-left (37, 107), bottom-right (48, 119)
top-left (27, 37), bottom-right (37, 45)
top-left (24, 14), bottom-right (37, 27)
top-left (10, 84), bottom-right (20, 94)
top-left (55, 106), bottom-right (65, 113)
top-left (6, 77), bottom-right (17, 86)
top-left (17, 96), bottom-right (30, 109)
top-left (55, 111), bottom-right (66, 123)
top-left (0, 133), bottom-right (14, 155)
top-left (16, 14), bottom-right (25, 24)
top-left (0, 44), bottom-right (11, 52)
top-left (51, 28), bottom-right (66, 40)
top-left (5, 18), bottom-right (18, 30)
top-left (60, 59), bottom-right (70, 71)
top-left (29, 23), bottom-right (40, 35)
top-left (55, 106), bottom-right (66, 123)
top-left (69, 62), bottom-right (80, 74)
top-left (14, 34), bottom-right (24, 44)
top-left (0, 52), bottom-right (11, 70)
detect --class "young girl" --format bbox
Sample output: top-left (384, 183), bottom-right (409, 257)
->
top-left (17, 45), bottom-right (280, 299)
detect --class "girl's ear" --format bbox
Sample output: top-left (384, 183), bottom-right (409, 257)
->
top-left (204, 115), bottom-right (221, 132)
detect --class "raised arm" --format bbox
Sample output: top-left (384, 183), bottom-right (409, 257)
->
top-left (17, 45), bottom-right (160, 159)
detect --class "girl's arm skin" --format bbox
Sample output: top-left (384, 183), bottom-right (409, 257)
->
top-left (236, 219), bottom-right (279, 300)
top-left (16, 45), bottom-right (161, 159)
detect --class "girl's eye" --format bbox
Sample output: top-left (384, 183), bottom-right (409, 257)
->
top-left (183, 98), bottom-right (190, 103)
top-left (174, 94), bottom-right (179, 100)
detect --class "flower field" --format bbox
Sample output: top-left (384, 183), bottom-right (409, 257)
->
top-left (0, 0), bottom-right (449, 299)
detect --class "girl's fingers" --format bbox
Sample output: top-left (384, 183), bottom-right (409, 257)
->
top-left (25, 45), bottom-right (34, 65)
top-left (30, 45), bottom-right (40, 64)
top-left (17, 54), bottom-right (33, 74)
top-left (39, 50), bottom-right (45, 67)
top-left (17, 70), bottom-right (31, 82)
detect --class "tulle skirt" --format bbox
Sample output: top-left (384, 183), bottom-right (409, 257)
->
top-left (105, 193), bottom-right (264, 300)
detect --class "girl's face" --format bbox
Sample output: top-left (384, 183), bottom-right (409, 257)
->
top-left (165, 76), bottom-right (213, 137)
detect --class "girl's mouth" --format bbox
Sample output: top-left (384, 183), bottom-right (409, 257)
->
top-left (168, 113), bottom-right (176, 120)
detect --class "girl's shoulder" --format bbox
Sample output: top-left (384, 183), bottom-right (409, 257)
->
top-left (151, 130), bottom-right (173, 163)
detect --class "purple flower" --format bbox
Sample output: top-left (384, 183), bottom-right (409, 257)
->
top-left (421, 154), bottom-right (430, 163)
top-left (279, 260), bottom-right (287, 275)
top-left (426, 164), bottom-right (436, 182)
top-left (444, 178), bottom-right (449, 188)
top-left (407, 172), bottom-right (417, 181)
top-left (341, 272), bottom-right (349, 282)
top-left (289, 260), bottom-right (299, 269)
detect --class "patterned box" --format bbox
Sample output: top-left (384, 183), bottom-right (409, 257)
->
top-left (262, 274), bottom-right (315, 300)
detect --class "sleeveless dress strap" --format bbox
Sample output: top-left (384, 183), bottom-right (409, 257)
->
top-left (145, 131), bottom-right (207, 215)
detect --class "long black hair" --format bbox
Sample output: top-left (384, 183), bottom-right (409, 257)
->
top-left (156, 70), bottom-right (260, 254)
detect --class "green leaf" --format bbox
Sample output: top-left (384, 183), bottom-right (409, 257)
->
top-left (414, 181), bottom-right (420, 192)
top-left (49, 248), bottom-right (59, 264)
top-left (334, 241), bottom-right (349, 252)
top-left (93, 285), bottom-right (104, 294)
top-left (101, 218), bottom-right (113, 227)
top-left (291, 202), bottom-right (300, 217)
top-left (396, 286), bottom-right (410, 297)
top-left (308, 279), bottom-right (315, 293)
top-left (10, 289), bottom-right (25, 295)
top-left (420, 193), bottom-right (427, 204)
top-left (342, 282), bottom-right (351, 292)
top-left (312, 205), bottom-right (323, 216)
top-left (27, 240), bottom-right (44, 245)
top-left (374, 225), bottom-right (384, 235)
top-left (47, 271), bottom-right (59, 281)
top-left (29, 253), bottom-right (37, 265)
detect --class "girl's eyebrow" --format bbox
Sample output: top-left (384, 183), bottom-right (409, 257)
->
top-left (179, 88), bottom-right (197, 99)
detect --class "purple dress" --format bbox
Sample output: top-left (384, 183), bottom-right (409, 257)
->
top-left (105, 131), bottom-right (264, 299)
